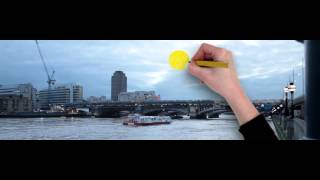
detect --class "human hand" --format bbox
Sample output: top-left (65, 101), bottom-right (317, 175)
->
top-left (188, 43), bottom-right (242, 100)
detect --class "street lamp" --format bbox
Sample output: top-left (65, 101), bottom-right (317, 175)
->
top-left (283, 86), bottom-right (289, 116)
top-left (288, 82), bottom-right (296, 118)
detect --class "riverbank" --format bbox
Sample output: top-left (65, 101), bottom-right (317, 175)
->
top-left (0, 111), bottom-right (92, 118)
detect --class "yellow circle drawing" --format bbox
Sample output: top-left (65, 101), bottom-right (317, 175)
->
top-left (168, 50), bottom-right (190, 70)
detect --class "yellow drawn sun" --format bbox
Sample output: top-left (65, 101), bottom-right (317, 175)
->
top-left (168, 50), bottom-right (190, 70)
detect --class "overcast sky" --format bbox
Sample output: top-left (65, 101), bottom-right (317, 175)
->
top-left (0, 40), bottom-right (304, 100)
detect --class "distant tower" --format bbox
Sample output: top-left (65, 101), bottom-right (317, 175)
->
top-left (111, 71), bottom-right (127, 101)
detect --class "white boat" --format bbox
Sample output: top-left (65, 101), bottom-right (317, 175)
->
top-left (123, 114), bottom-right (172, 126)
top-left (181, 115), bottom-right (190, 120)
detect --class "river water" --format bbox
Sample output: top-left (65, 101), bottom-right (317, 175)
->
top-left (0, 117), bottom-right (244, 140)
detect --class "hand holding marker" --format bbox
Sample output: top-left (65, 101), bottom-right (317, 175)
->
top-left (169, 50), bottom-right (229, 70)
top-left (169, 45), bottom-right (251, 125)
top-left (168, 44), bottom-right (277, 139)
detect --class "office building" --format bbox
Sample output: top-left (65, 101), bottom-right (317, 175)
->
top-left (111, 71), bottom-right (127, 101)
top-left (0, 83), bottom-right (36, 112)
top-left (39, 83), bottom-right (83, 109)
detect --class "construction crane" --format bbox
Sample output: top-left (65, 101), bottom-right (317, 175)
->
top-left (35, 40), bottom-right (56, 109)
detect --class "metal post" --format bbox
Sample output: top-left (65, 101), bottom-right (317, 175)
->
top-left (305, 40), bottom-right (320, 139)
top-left (291, 91), bottom-right (294, 118)
top-left (285, 92), bottom-right (289, 116)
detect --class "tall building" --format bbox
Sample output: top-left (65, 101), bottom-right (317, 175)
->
top-left (0, 83), bottom-right (36, 112)
top-left (118, 91), bottom-right (160, 102)
top-left (39, 83), bottom-right (83, 109)
top-left (111, 71), bottom-right (127, 101)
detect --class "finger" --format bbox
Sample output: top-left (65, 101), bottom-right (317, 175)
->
top-left (192, 43), bottom-right (224, 61)
top-left (188, 60), bottom-right (208, 80)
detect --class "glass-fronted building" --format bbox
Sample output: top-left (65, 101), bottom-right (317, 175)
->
top-left (39, 83), bottom-right (83, 109)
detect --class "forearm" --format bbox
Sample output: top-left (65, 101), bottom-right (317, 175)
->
top-left (223, 82), bottom-right (277, 140)
top-left (224, 83), bottom-right (259, 126)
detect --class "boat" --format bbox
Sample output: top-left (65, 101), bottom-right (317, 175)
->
top-left (171, 115), bottom-right (190, 120)
top-left (205, 111), bottom-right (236, 120)
top-left (171, 115), bottom-right (183, 119)
top-left (181, 115), bottom-right (190, 120)
top-left (123, 114), bottom-right (172, 126)
top-left (219, 112), bottom-right (236, 119)
top-left (64, 111), bottom-right (92, 118)
top-left (65, 108), bottom-right (92, 118)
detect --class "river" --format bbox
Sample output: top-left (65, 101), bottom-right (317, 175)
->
top-left (0, 117), bottom-right (244, 140)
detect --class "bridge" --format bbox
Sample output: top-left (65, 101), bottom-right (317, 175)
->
top-left (196, 108), bottom-right (228, 119)
top-left (65, 99), bottom-right (281, 119)
top-left (66, 100), bottom-right (230, 118)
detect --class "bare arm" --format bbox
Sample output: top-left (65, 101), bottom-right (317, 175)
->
top-left (188, 43), bottom-right (259, 125)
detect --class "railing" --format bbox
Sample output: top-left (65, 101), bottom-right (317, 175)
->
top-left (271, 104), bottom-right (305, 140)
top-left (272, 114), bottom-right (290, 140)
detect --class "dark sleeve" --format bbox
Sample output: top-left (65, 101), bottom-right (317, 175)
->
top-left (239, 114), bottom-right (278, 140)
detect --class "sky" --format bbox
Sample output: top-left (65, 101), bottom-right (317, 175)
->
top-left (0, 40), bottom-right (304, 100)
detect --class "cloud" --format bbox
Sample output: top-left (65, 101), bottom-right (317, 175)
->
top-left (0, 40), bottom-right (304, 100)
top-left (240, 40), bottom-right (261, 47)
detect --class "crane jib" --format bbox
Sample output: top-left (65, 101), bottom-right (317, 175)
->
top-left (35, 40), bottom-right (56, 86)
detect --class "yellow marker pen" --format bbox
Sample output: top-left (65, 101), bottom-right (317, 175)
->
top-left (195, 61), bottom-right (228, 68)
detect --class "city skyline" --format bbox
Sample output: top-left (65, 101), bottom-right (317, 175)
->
top-left (0, 40), bottom-right (304, 100)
